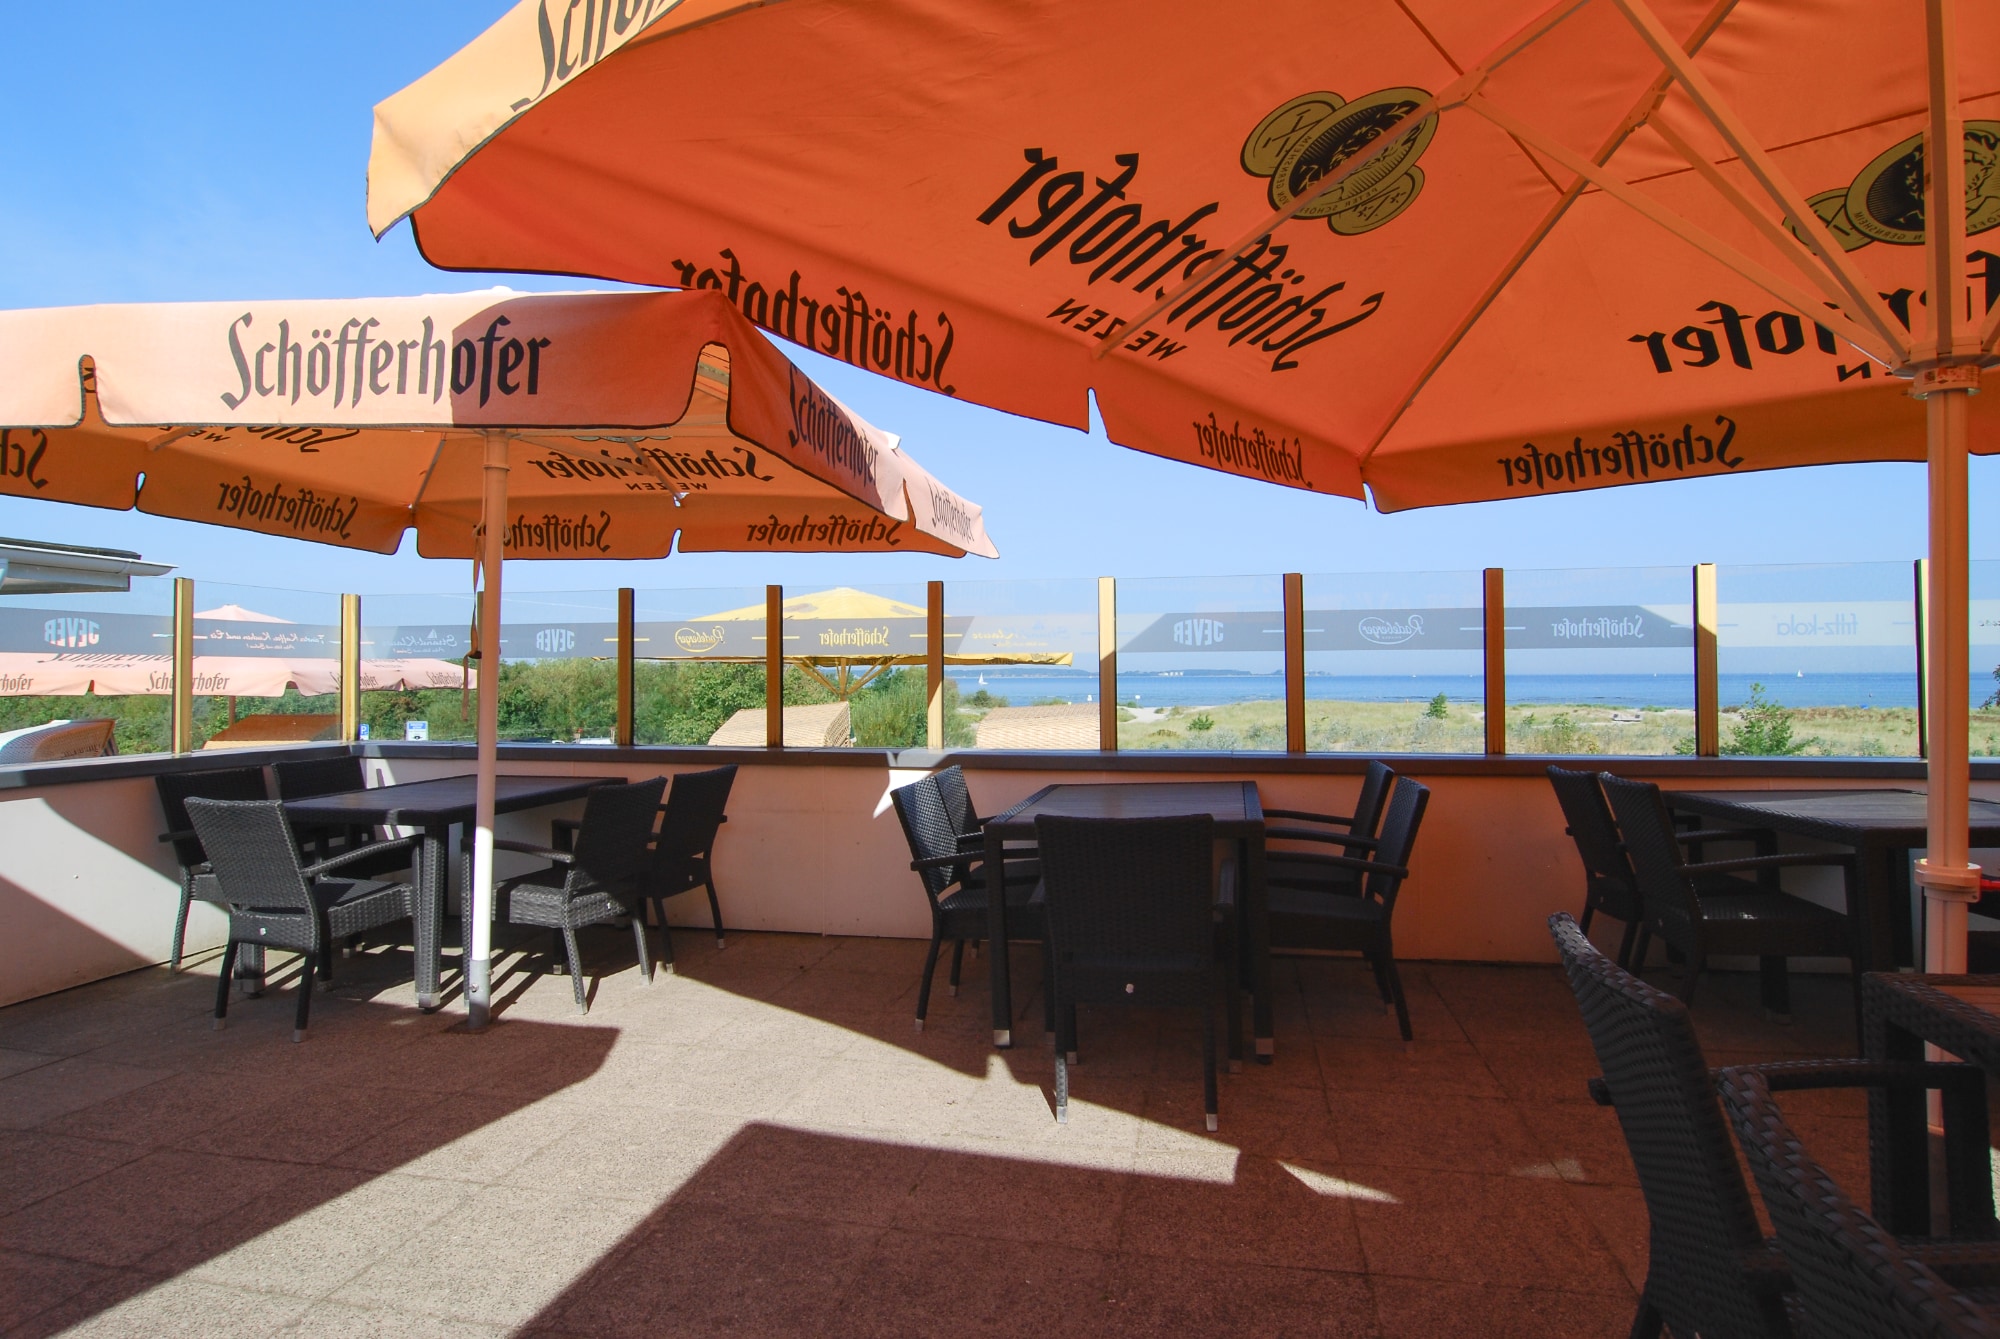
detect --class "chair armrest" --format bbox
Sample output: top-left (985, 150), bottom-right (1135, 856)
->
top-left (1266, 827), bottom-right (1379, 850)
top-left (495, 838), bottom-right (574, 862)
top-left (1264, 807), bottom-right (1357, 828)
top-left (911, 853), bottom-right (973, 871)
top-left (1677, 826), bottom-right (1774, 845)
top-left (159, 828), bottom-right (196, 845)
top-left (1682, 851), bottom-right (1855, 877)
top-left (1743, 1058), bottom-right (1987, 1098)
top-left (1908, 1242), bottom-right (2000, 1289)
top-left (1290, 851), bottom-right (1409, 879)
top-left (302, 835), bottom-right (419, 877)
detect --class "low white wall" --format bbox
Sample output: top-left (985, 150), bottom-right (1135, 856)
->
top-left (3, 747), bottom-right (1994, 1007)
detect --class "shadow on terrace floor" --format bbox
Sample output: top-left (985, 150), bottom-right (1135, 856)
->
top-left (0, 918), bottom-right (1875, 1338)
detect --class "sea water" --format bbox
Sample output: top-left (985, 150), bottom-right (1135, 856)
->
top-left (960, 670), bottom-right (1968, 712)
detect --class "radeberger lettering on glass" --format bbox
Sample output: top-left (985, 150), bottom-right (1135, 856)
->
top-left (221, 312), bottom-right (553, 411)
top-left (1496, 417), bottom-right (1743, 494)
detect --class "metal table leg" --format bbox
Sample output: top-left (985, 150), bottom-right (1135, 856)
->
top-left (1245, 831), bottom-right (1274, 1061)
top-left (986, 824), bottom-right (1011, 1048)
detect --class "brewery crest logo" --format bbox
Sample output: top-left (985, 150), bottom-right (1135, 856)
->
top-left (1242, 89), bottom-right (1438, 236)
top-left (1791, 122), bottom-right (2000, 251)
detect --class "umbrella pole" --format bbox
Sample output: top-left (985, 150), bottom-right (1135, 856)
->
top-left (467, 431), bottom-right (509, 1031)
top-left (1920, 375), bottom-right (1981, 976)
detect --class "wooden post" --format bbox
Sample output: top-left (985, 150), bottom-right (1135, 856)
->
top-left (1283, 573), bottom-right (1305, 754)
top-left (1482, 568), bottom-right (1506, 756)
top-left (171, 577), bottom-right (194, 753)
top-left (1915, 558), bottom-right (1931, 760)
top-left (925, 580), bottom-right (946, 749)
top-left (1097, 576), bottom-right (1117, 752)
top-left (764, 584), bottom-right (784, 750)
top-left (615, 587), bottom-right (635, 747)
top-left (339, 594), bottom-right (361, 742)
top-left (1693, 563), bottom-right (1720, 757)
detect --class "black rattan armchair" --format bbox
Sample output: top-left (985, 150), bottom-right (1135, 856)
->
top-left (187, 797), bottom-right (417, 1041)
top-left (1602, 773), bottom-right (1857, 1019)
top-left (1267, 777), bottom-right (1429, 1042)
top-left (640, 764), bottom-right (736, 967)
top-left (1550, 912), bottom-right (1997, 1339)
top-left (272, 755), bottom-right (412, 880)
top-left (1723, 1065), bottom-right (2000, 1339)
top-left (891, 774), bottom-right (1043, 1031)
top-left (471, 775), bottom-right (665, 1014)
top-left (1036, 813), bottom-right (1237, 1131)
top-left (1263, 759), bottom-right (1395, 901)
top-left (155, 765), bottom-right (268, 971)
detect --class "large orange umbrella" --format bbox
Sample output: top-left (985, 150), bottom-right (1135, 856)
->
top-left (370, 0), bottom-right (1997, 973)
top-left (0, 286), bottom-right (995, 1026)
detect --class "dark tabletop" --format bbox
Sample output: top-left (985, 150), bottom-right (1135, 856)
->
top-left (987, 780), bottom-right (1264, 835)
top-left (282, 773), bottom-right (616, 826)
top-left (1662, 788), bottom-right (2000, 848)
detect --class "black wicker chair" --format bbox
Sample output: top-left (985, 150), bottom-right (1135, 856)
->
top-left (272, 755), bottom-right (411, 880)
top-left (1550, 912), bottom-right (1998, 1339)
top-left (933, 764), bottom-right (984, 852)
top-left (155, 765), bottom-right (268, 971)
top-left (187, 798), bottom-right (417, 1041)
top-left (471, 776), bottom-right (665, 1014)
top-left (891, 774), bottom-right (1043, 1031)
top-left (1722, 1065), bottom-right (2000, 1339)
top-left (639, 764), bottom-right (737, 968)
top-left (1036, 813), bottom-right (1237, 1131)
top-left (1264, 759), bottom-right (1396, 901)
top-left (1547, 764), bottom-right (1774, 970)
top-left (1602, 773), bottom-right (1857, 1019)
top-left (1267, 777), bottom-right (1429, 1042)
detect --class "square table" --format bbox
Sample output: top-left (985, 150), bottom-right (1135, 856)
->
top-left (285, 772), bottom-right (619, 1010)
top-left (980, 780), bottom-right (1272, 1057)
top-left (1662, 789), bottom-right (2000, 975)
top-left (1860, 971), bottom-right (2000, 1236)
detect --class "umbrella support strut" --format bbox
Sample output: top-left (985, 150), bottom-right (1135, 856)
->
top-left (466, 431), bottom-right (509, 1032)
top-left (1919, 374), bottom-right (1982, 975)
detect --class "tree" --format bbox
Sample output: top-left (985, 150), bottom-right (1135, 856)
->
top-left (1722, 682), bottom-right (1802, 756)
top-left (1425, 691), bottom-right (1449, 720)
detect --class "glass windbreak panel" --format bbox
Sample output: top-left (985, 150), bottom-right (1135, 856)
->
top-left (1302, 570), bottom-right (1483, 754)
top-left (633, 586), bottom-right (769, 747)
top-left (946, 578), bottom-right (1099, 750)
top-left (779, 582), bottom-right (928, 748)
top-left (358, 592), bottom-right (477, 743)
top-left (1505, 567), bottom-right (1692, 757)
top-left (1117, 575), bottom-right (1285, 751)
top-left (1716, 562), bottom-right (1918, 757)
top-left (1975, 561), bottom-right (2000, 757)
top-left (0, 575), bottom-right (175, 756)
top-left (188, 583), bottom-right (343, 750)
top-left (496, 590), bottom-right (619, 744)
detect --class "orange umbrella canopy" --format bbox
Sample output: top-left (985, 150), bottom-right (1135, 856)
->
top-left (0, 288), bottom-right (994, 558)
top-left (370, 0), bottom-right (1999, 511)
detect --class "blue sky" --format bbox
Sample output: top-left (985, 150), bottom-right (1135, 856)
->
top-left (0, 1), bottom-right (1990, 600)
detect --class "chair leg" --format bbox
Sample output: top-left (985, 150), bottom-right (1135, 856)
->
top-left (1366, 951), bottom-right (1395, 1009)
top-left (1054, 1047), bottom-right (1069, 1123)
top-left (630, 914), bottom-right (653, 986)
top-left (212, 940), bottom-right (238, 1026)
top-left (549, 929), bottom-right (567, 973)
top-left (1042, 940), bottom-right (1056, 1035)
top-left (656, 901), bottom-right (677, 974)
top-left (705, 879), bottom-right (725, 949)
top-left (1626, 1293), bottom-right (1663, 1339)
top-left (948, 939), bottom-right (965, 996)
top-left (1614, 917), bottom-right (1640, 970)
top-left (1577, 894), bottom-right (1597, 937)
top-left (1376, 946), bottom-right (1414, 1043)
top-left (293, 952), bottom-right (314, 1042)
top-left (1202, 999), bottom-right (1220, 1133)
top-left (171, 879), bottom-right (194, 972)
top-left (916, 931), bottom-right (942, 1030)
top-left (1759, 955), bottom-right (1792, 1019)
top-left (1674, 949), bottom-right (1705, 1007)
top-left (562, 927), bottom-right (588, 1014)
top-left (1631, 926), bottom-right (1652, 971)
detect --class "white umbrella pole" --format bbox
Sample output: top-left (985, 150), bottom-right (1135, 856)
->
top-left (466, 431), bottom-right (509, 1030)
top-left (1920, 376), bottom-right (1981, 975)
